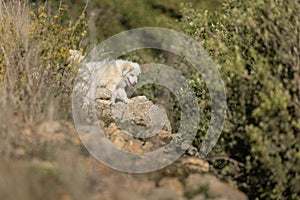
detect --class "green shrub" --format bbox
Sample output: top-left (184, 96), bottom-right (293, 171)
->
top-left (72, 0), bottom-right (221, 43)
top-left (181, 0), bottom-right (300, 199)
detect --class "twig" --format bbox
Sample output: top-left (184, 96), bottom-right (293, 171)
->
top-left (204, 155), bottom-right (245, 168)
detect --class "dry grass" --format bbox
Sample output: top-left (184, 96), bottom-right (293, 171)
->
top-left (0, 1), bottom-right (91, 199)
top-left (0, 0), bottom-right (87, 122)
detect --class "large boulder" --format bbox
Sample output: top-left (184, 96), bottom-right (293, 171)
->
top-left (94, 95), bottom-right (174, 153)
top-left (96, 96), bottom-right (172, 137)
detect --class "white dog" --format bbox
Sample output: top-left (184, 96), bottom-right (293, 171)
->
top-left (86, 60), bottom-right (141, 104)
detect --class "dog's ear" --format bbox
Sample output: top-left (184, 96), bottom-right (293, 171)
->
top-left (122, 63), bottom-right (133, 76)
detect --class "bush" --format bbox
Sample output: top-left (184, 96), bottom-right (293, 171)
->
top-left (0, 0), bottom-right (87, 122)
top-left (181, 0), bottom-right (300, 199)
top-left (73, 0), bottom-right (221, 43)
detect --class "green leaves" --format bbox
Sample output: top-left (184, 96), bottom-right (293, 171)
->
top-left (180, 0), bottom-right (300, 199)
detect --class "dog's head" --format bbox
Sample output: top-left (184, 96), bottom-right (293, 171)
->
top-left (121, 61), bottom-right (141, 87)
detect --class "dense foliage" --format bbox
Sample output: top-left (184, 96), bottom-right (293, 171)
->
top-left (181, 0), bottom-right (300, 199)
top-left (58, 0), bottom-right (221, 43)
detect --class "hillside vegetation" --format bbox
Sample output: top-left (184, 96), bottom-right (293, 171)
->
top-left (0, 0), bottom-right (299, 199)
top-left (181, 0), bottom-right (300, 199)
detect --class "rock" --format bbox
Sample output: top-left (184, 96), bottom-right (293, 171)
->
top-left (94, 95), bottom-right (174, 153)
top-left (105, 126), bottom-right (174, 154)
top-left (108, 124), bottom-right (133, 149)
top-left (60, 194), bottom-right (72, 200)
top-left (185, 174), bottom-right (248, 200)
top-left (98, 120), bottom-right (106, 128)
top-left (180, 157), bottom-right (209, 173)
top-left (37, 121), bottom-right (62, 135)
top-left (158, 177), bottom-right (184, 196)
top-left (32, 159), bottom-right (56, 171)
top-left (105, 123), bottom-right (120, 136)
top-left (5, 119), bottom-right (249, 200)
top-left (36, 121), bottom-right (79, 145)
top-left (106, 123), bottom-right (157, 153)
top-left (98, 173), bottom-right (156, 200)
top-left (95, 96), bottom-right (172, 136)
top-left (148, 188), bottom-right (186, 200)
top-left (156, 130), bottom-right (174, 143)
top-left (128, 96), bottom-right (171, 134)
top-left (191, 194), bottom-right (205, 200)
top-left (107, 123), bottom-right (132, 141)
top-left (14, 148), bottom-right (26, 157)
top-left (127, 96), bottom-right (153, 125)
top-left (125, 140), bottom-right (144, 153)
top-left (142, 141), bottom-right (154, 152)
top-left (110, 135), bottom-right (126, 149)
top-left (186, 145), bottom-right (199, 156)
top-left (149, 130), bottom-right (174, 149)
top-left (95, 100), bottom-right (113, 124)
top-left (208, 176), bottom-right (248, 200)
top-left (185, 174), bottom-right (210, 195)
top-left (111, 101), bottom-right (131, 122)
top-left (95, 87), bottom-right (111, 100)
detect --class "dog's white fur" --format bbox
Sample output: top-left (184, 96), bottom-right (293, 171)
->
top-left (98, 60), bottom-right (141, 103)
top-left (68, 49), bottom-right (84, 64)
top-left (68, 49), bottom-right (141, 104)
top-left (85, 60), bottom-right (141, 104)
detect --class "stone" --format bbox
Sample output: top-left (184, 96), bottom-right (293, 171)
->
top-left (110, 135), bottom-right (126, 149)
top-left (37, 121), bottom-right (62, 135)
top-left (95, 100), bottom-right (112, 124)
top-left (158, 177), bottom-right (184, 196)
top-left (142, 141), bottom-right (154, 152)
top-left (124, 140), bottom-right (144, 153)
top-left (180, 157), bottom-right (209, 173)
top-left (95, 96), bottom-right (172, 137)
top-left (191, 194), bottom-right (205, 200)
top-left (95, 87), bottom-right (111, 100)
top-left (185, 174), bottom-right (248, 200)
top-left (105, 123), bottom-right (119, 136)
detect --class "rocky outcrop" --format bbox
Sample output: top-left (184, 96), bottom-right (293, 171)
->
top-left (96, 96), bottom-right (171, 134)
top-left (4, 117), bottom-right (249, 200)
top-left (0, 79), bottom-right (248, 200)
top-left (89, 89), bottom-right (248, 200)
top-left (95, 95), bottom-right (174, 153)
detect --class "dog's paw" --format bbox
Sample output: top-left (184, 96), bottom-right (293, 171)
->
top-left (123, 98), bottom-right (129, 104)
top-left (109, 99), bottom-right (128, 105)
top-left (122, 100), bottom-right (129, 104)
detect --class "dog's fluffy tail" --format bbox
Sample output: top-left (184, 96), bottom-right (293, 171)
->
top-left (68, 49), bottom-right (85, 65)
